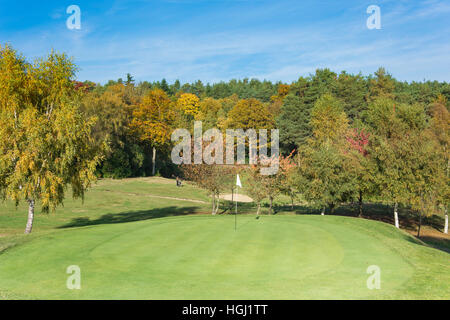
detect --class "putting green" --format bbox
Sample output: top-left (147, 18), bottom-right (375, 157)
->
top-left (0, 215), bottom-right (447, 299)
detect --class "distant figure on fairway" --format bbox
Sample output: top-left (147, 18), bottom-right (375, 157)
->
top-left (176, 176), bottom-right (182, 187)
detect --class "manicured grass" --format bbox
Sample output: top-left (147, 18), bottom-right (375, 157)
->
top-left (0, 177), bottom-right (212, 235)
top-left (0, 177), bottom-right (448, 299)
top-left (0, 214), bottom-right (449, 299)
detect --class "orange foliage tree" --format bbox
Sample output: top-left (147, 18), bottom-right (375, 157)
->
top-left (131, 89), bottom-right (174, 175)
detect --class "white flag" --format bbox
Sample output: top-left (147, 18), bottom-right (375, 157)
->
top-left (236, 174), bottom-right (242, 188)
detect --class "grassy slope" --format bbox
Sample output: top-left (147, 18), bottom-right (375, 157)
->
top-left (0, 177), bottom-right (448, 300)
top-left (0, 177), bottom-right (212, 235)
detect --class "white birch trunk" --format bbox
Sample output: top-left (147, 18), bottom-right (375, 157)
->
top-left (25, 200), bottom-right (35, 234)
top-left (444, 208), bottom-right (448, 234)
top-left (394, 202), bottom-right (399, 229)
top-left (152, 147), bottom-right (156, 176)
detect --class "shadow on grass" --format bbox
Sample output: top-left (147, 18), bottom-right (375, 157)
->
top-left (417, 236), bottom-right (450, 253)
top-left (58, 206), bottom-right (201, 229)
top-left (275, 202), bottom-right (450, 254)
top-left (58, 201), bottom-right (450, 253)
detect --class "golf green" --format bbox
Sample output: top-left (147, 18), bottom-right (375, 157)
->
top-left (0, 215), bottom-right (448, 299)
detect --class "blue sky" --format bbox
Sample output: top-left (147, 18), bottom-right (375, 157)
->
top-left (0, 0), bottom-right (449, 83)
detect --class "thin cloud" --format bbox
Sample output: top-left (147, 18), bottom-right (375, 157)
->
top-left (2, 0), bottom-right (448, 83)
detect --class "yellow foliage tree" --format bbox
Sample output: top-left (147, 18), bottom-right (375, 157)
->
top-left (131, 89), bottom-right (174, 175)
top-left (177, 93), bottom-right (200, 117)
top-left (310, 94), bottom-right (349, 146)
top-left (0, 45), bottom-right (102, 234)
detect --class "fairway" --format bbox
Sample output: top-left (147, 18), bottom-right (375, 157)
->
top-left (0, 214), bottom-right (448, 299)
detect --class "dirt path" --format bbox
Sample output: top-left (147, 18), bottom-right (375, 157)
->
top-left (100, 189), bottom-right (208, 204)
top-left (143, 194), bottom-right (208, 204)
top-left (100, 188), bottom-right (254, 204)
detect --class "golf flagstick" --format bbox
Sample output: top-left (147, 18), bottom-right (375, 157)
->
top-left (235, 174), bottom-right (242, 231)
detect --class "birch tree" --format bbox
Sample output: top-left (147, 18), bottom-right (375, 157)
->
top-left (427, 96), bottom-right (449, 234)
top-left (244, 164), bottom-right (267, 215)
top-left (0, 45), bottom-right (102, 234)
top-left (366, 98), bottom-right (431, 230)
top-left (296, 94), bottom-right (354, 214)
top-left (182, 164), bottom-right (234, 215)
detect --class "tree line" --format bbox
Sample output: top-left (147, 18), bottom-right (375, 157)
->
top-left (0, 44), bottom-right (448, 235)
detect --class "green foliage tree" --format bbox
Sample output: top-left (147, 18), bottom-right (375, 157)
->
top-left (335, 71), bottom-right (368, 121)
top-left (277, 94), bottom-right (311, 154)
top-left (296, 94), bottom-right (354, 214)
top-left (365, 98), bottom-right (436, 231)
top-left (344, 128), bottom-right (374, 217)
top-left (81, 83), bottom-right (145, 178)
top-left (426, 96), bottom-right (449, 233)
top-left (368, 67), bottom-right (396, 101)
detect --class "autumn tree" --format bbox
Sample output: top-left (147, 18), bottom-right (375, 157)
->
top-left (177, 93), bottom-right (200, 119)
top-left (402, 130), bottom-right (445, 237)
top-left (225, 98), bottom-right (275, 131)
top-left (182, 164), bottom-right (234, 215)
top-left (196, 97), bottom-right (222, 131)
top-left (243, 165), bottom-right (267, 215)
top-left (259, 156), bottom-right (283, 215)
top-left (81, 83), bottom-right (144, 178)
top-left (0, 45), bottom-right (102, 234)
top-left (297, 144), bottom-right (355, 215)
top-left (296, 94), bottom-right (354, 214)
top-left (278, 151), bottom-right (298, 210)
top-left (365, 98), bottom-right (433, 230)
top-left (344, 128), bottom-right (374, 217)
top-left (426, 96), bottom-right (449, 234)
top-left (269, 84), bottom-right (290, 115)
top-left (131, 89), bottom-right (174, 176)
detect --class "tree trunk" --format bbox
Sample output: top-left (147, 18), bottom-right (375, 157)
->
top-left (394, 202), bottom-right (399, 229)
top-left (291, 197), bottom-right (294, 211)
top-left (330, 203), bottom-right (335, 214)
top-left (321, 207), bottom-right (325, 216)
top-left (257, 202), bottom-right (261, 215)
top-left (444, 207), bottom-right (448, 234)
top-left (211, 194), bottom-right (216, 215)
top-left (215, 195), bottom-right (220, 215)
top-left (417, 211), bottom-right (423, 237)
top-left (358, 190), bottom-right (363, 218)
top-left (269, 197), bottom-right (273, 215)
top-left (152, 147), bottom-right (157, 176)
top-left (25, 199), bottom-right (35, 234)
